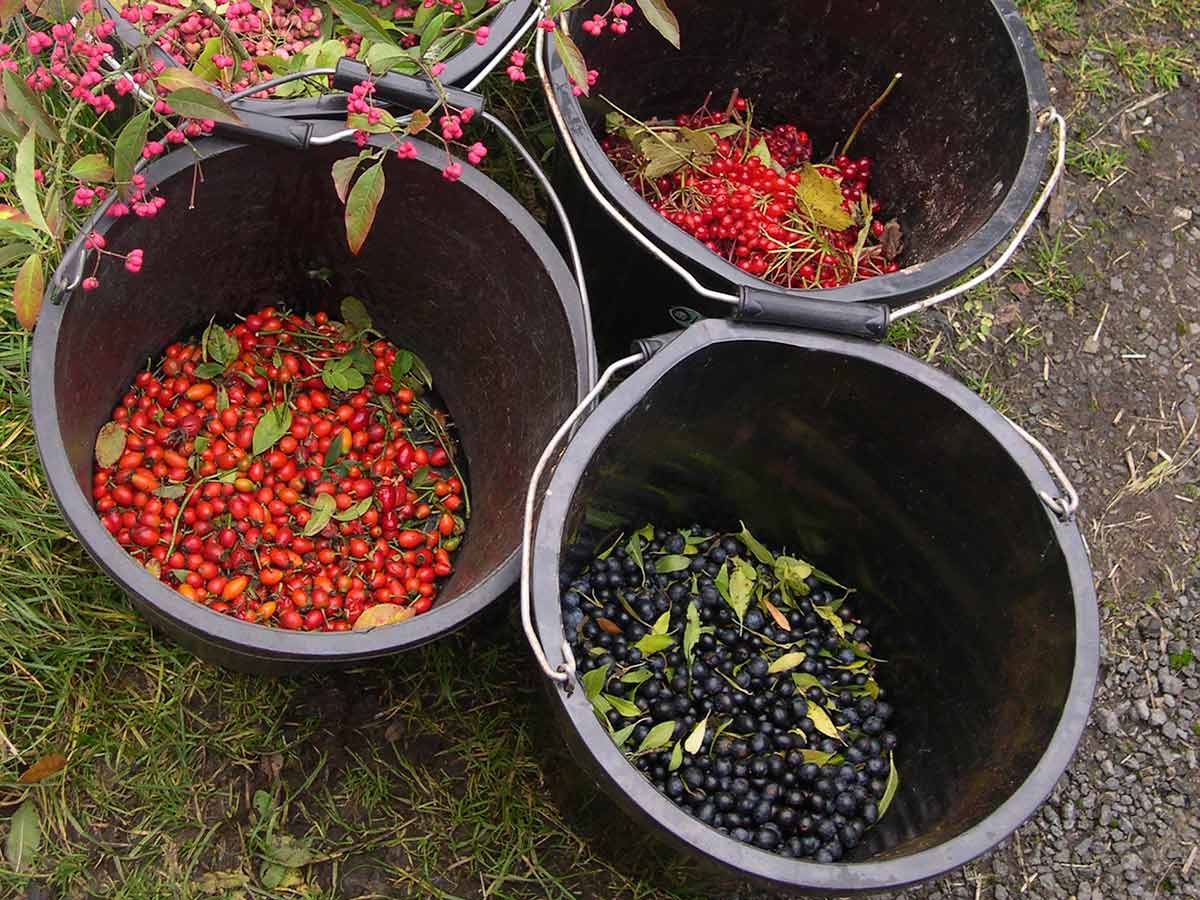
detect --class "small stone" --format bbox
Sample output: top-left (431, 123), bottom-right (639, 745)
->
top-left (1174, 206), bottom-right (1193, 221)
top-left (1163, 722), bottom-right (1178, 740)
top-left (1150, 709), bottom-right (1168, 727)
top-left (1159, 252), bottom-right (1175, 270)
top-left (1161, 674), bottom-right (1184, 696)
top-left (1135, 699), bottom-right (1151, 721)
top-left (1110, 275), bottom-right (1125, 292)
top-left (1139, 306), bottom-right (1153, 320)
top-left (1098, 708), bottom-right (1121, 735)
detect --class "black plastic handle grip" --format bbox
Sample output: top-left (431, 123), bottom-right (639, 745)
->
top-left (632, 330), bottom-right (684, 361)
top-left (214, 111), bottom-right (314, 150)
top-left (333, 58), bottom-right (484, 113)
top-left (735, 287), bottom-right (890, 341)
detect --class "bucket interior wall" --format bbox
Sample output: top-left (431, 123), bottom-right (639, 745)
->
top-left (556, 339), bottom-right (1076, 858)
top-left (573, 0), bottom-right (1031, 266)
top-left (52, 143), bottom-right (582, 610)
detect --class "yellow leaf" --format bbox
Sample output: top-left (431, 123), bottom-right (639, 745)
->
top-left (795, 164), bottom-right (854, 231)
top-left (353, 603), bottom-right (415, 629)
top-left (806, 702), bottom-right (841, 740)
top-left (18, 753), bottom-right (67, 783)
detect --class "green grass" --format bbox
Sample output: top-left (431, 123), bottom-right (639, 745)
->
top-left (1010, 228), bottom-right (1086, 311)
top-left (1017, 0), bottom-right (1081, 35)
top-left (1092, 37), bottom-right (1195, 90)
top-left (1067, 140), bottom-right (1130, 181)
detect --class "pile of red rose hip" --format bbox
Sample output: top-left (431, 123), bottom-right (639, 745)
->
top-left (91, 300), bottom-right (467, 632)
top-left (601, 97), bottom-right (903, 290)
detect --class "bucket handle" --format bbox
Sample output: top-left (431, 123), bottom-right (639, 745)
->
top-left (534, 22), bottom-right (1068, 340)
top-left (1006, 418), bottom-right (1080, 521)
top-left (521, 351), bottom-right (652, 691)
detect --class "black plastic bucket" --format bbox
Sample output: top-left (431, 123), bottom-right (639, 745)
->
top-left (30, 124), bottom-right (591, 674)
top-left (529, 319), bottom-right (1098, 895)
top-left (543, 0), bottom-right (1053, 359)
top-left (104, 0), bottom-right (532, 118)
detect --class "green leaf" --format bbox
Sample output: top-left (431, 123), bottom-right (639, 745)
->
top-left (5, 799), bottom-right (41, 872)
top-left (164, 87), bottom-right (244, 126)
top-left (14, 132), bottom-right (48, 234)
top-left (620, 668), bottom-right (652, 686)
top-left (193, 362), bottom-right (226, 379)
top-left (347, 346), bottom-right (375, 375)
top-left (264, 837), bottom-right (313, 868)
top-left (68, 153), bottom-right (114, 182)
top-left (548, 0), bottom-right (582, 13)
top-left (366, 42), bottom-right (415, 75)
top-left (345, 161), bottom-right (385, 255)
top-left (157, 65), bottom-right (215, 93)
top-left (253, 405), bottom-right (292, 457)
top-left (327, 0), bottom-right (397, 47)
top-left (683, 602), bottom-right (701, 664)
top-left (650, 610), bottom-right (671, 635)
top-left (799, 749), bottom-right (838, 765)
top-left (303, 493), bottom-right (336, 536)
top-left (390, 349), bottom-right (413, 379)
top-left (204, 323), bottom-right (239, 366)
top-left (635, 0), bottom-right (680, 49)
top-left (216, 386), bottom-right (229, 412)
top-left (113, 109), bottom-right (151, 187)
top-left (634, 634), bottom-right (674, 656)
top-left (795, 163), bottom-right (855, 231)
top-left (3, 69), bottom-right (59, 140)
top-left (737, 522), bottom-right (775, 565)
top-left (153, 484), bottom-right (187, 499)
top-left (727, 561), bottom-right (755, 621)
top-left (334, 497), bottom-right (373, 521)
top-left (774, 556), bottom-right (814, 594)
top-left (683, 716), bottom-right (708, 754)
top-left (94, 421), bottom-right (127, 468)
top-left (767, 651), bottom-right (806, 674)
top-left (654, 554), bottom-right (691, 573)
top-left (341, 296), bottom-right (373, 337)
top-left (260, 862), bottom-right (286, 890)
top-left (637, 720), bottom-right (676, 753)
top-left (191, 36), bottom-right (225, 81)
top-left (878, 752), bottom-right (900, 817)
top-left (625, 533), bottom-right (644, 576)
top-left (12, 252), bottom-right (44, 330)
top-left (668, 741), bottom-right (683, 771)
top-left (582, 662), bottom-right (610, 702)
top-left (806, 702), bottom-right (841, 739)
top-left (610, 722), bottom-right (637, 748)
top-left (603, 695), bottom-right (642, 717)
top-left (714, 560), bottom-right (730, 604)
top-left (747, 137), bottom-right (773, 167)
top-left (792, 672), bottom-right (824, 694)
top-left (331, 156), bottom-right (361, 204)
top-left (324, 434), bottom-right (346, 468)
top-left (813, 603), bottom-right (847, 640)
top-left (553, 30), bottom-right (591, 96)
top-left (419, 10), bottom-right (450, 51)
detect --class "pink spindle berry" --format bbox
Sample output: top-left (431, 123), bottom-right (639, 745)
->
top-left (581, 15), bottom-right (605, 35)
top-left (124, 249), bottom-right (144, 273)
top-left (459, 106), bottom-right (474, 123)
top-left (82, 277), bottom-right (100, 291)
top-left (613, 2), bottom-right (633, 14)
top-left (84, 232), bottom-right (105, 250)
top-left (430, 62), bottom-right (445, 77)
top-left (537, 17), bottom-right (555, 31)
top-left (442, 162), bottom-right (462, 181)
top-left (506, 65), bottom-right (526, 82)
top-left (395, 141), bottom-right (418, 159)
top-left (474, 26), bottom-right (489, 45)
top-left (73, 186), bottom-right (96, 206)
top-left (510, 50), bottom-right (525, 66)
top-left (466, 142), bottom-right (487, 165)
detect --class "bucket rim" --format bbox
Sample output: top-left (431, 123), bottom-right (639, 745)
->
top-left (530, 319), bottom-right (1099, 893)
top-left (30, 124), bottom-right (592, 665)
top-left (101, 0), bottom-right (533, 110)
top-left (544, 0), bottom-right (1055, 310)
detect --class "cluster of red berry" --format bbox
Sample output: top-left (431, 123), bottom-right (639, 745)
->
top-left (91, 304), bottom-right (468, 632)
top-left (602, 99), bottom-right (901, 290)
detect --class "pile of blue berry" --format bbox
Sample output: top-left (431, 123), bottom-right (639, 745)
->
top-left (560, 524), bottom-right (900, 862)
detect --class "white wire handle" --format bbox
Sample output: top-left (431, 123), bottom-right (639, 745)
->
top-left (520, 353), bottom-right (645, 687)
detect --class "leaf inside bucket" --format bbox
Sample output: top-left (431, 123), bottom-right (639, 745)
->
top-left (94, 421), bottom-right (127, 468)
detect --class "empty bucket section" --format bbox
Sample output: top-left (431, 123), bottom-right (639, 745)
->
top-left (551, 337), bottom-right (1075, 859)
top-left (49, 142), bottom-right (585, 611)
top-left (571, 0), bottom-right (1032, 266)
